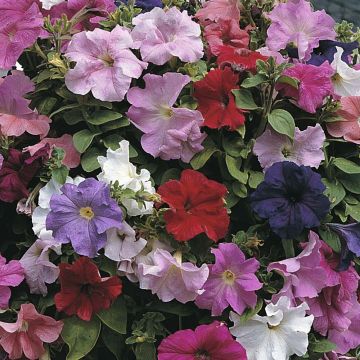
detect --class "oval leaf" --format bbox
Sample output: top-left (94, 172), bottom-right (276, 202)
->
top-left (96, 297), bottom-right (127, 334)
top-left (268, 109), bottom-right (295, 140)
top-left (87, 110), bottom-right (122, 125)
top-left (73, 129), bottom-right (99, 153)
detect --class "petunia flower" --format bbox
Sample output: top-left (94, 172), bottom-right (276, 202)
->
top-left (266, 0), bottom-right (336, 61)
top-left (195, 0), bottom-right (241, 24)
top-left (331, 47), bottom-right (360, 97)
top-left (65, 25), bottom-right (147, 102)
top-left (195, 243), bottom-right (262, 316)
top-left (158, 321), bottom-right (247, 360)
top-left (0, 255), bottom-right (24, 309)
top-left (0, 0), bottom-right (44, 69)
top-left (277, 62), bottom-right (334, 113)
top-left (328, 222), bottom-right (360, 257)
top-left (327, 96), bottom-right (360, 144)
top-left (0, 147), bottom-right (49, 203)
top-left (268, 231), bottom-right (338, 305)
top-left (138, 249), bottom-right (209, 303)
top-left (24, 134), bottom-right (80, 169)
top-left (20, 239), bottom-right (61, 296)
top-left (157, 169), bottom-right (229, 242)
top-left (97, 140), bottom-right (155, 216)
top-left (54, 257), bottom-right (122, 321)
top-left (204, 19), bottom-right (249, 57)
top-left (0, 72), bottom-right (51, 138)
top-left (193, 67), bottom-right (246, 130)
top-left (131, 7), bottom-right (203, 65)
top-left (250, 161), bottom-right (330, 239)
top-left (46, 178), bottom-right (123, 258)
top-left (119, 0), bottom-right (163, 10)
top-left (32, 176), bottom-right (85, 240)
top-left (0, 303), bottom-right (63, 360)
top-left (253, 124), bottom-right (326, 170)
top-left (230, 296), bottom-right (314, 360)
top-left (127, 73), bottom-right (206, 162)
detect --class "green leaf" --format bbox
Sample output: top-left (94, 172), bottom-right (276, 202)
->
top-left (190, 138), bottom-right (219, 170)
top-left (248, 171), bottom-right (264, 189)
top-left (318, 227), bottom-right (341, 253)
top-left (160, 168), bottom-right (181, 184)
top-left (333, 157), bottom-right (360, 174)
top-left (240, 299), bottom-right (263, 322)
top-left (135, 343), bottom-right (156, 360)
top-left (276, 75), bottom-right (299, 89)
top-left (37, 97), bottom-right (57, 115)
top-left (148, 300), bottom-right (194, 316)
top-left (339, 174), bottom-right (360, 194)
top-left (232, 88), bottom-right (259, 110)
top-left (232, 182), bottom-right (247, 198)
top-left (52, 166), bottom-right (69, 185)
top-left (62, 316), bottom-right (101, 360)
top-left (73, 129), bottom-right (100, 153)
top-left (101, 117), bottom-right (130, 132)
top-left (241, 74), bottom-right (267, 88)
top-left (87, 110), bottom-right (123, 125)
top-left (322, 178), bottom-right (346, 208)
top-left (222, 136), bottom-right (244, 157)
top-left (345, 202), bottom-right (360, 222)
top-left (102, 327), bottom-right (124, 360)
top-left (63, 110), bottom-right (84, 125)
top-left (225, 155), bottom-right (248, 184)
top-left (268, 109), bottom-right (295, 140)
top-left (96, 297), bottom-right (127, 334)
top-left (309, 339), bottom-right (337, 353)
top-left (81, 147), bottom-right (102, 172)
top-left (102, 134), bottom-right (125, 150)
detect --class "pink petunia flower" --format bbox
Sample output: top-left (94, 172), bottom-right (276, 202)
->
top-left (0, 303), bottom-right (63, 360)
top-left (254, 124), bottom-right (326, 170)
top-left (277, 62), bottom-right (334, 113)
top-left (137, 249), bottom-right (209, 304)
top-left (127, 72), bottom-right (206, 162)
top-left (204, 19), bottom-right (249, 57)
top-left (0, 0), bottom-right (44, 69)
top-left (65, 25), bottom-right (147, 102)
top-left (327, 96), bottom-right (360, 144)
top-left (0, 72), bottom-right (51, 138)
top-left (131, 7), bottom-right (203, 65)
top-left (0, 254), bottom-right (24, 309)
top-left (195, 0), bottom-right (241, 24)
top-left (266, 0), bottom-right (336, 61)
top-left (158, 321), bottom-right (247, 360)
top-left (24, 134), bottom-right (81, 169)
top-left (195, 243), bottom-right (262, 316)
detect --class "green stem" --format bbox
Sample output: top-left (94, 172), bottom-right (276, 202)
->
top-left (282, 238), bottom-right (295, 258)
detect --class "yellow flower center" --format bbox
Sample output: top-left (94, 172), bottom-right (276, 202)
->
top-left (332, 73), bottom-right (342, 83)
top-left (222, 269), bottom-right (236, 285)
top-left (100, 53), bottom-right (114, 67)
top-left (79, 207), bottom-right (95, 220)
top-left (18, 321), bottom-right (29, 332)
top-left (159, 105), bottom-right (174, 118)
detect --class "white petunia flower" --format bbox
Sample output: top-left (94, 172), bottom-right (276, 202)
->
top-left (331, 47), bottom-right (360, 97)
top-left (39, 0), bottom-right (65, 10)
top-left (32, 176), bottom-right (85, 239)
top-left (97, 140), bottom-right (155, 216)
top-left (230, 296), bottom-right (314, 360)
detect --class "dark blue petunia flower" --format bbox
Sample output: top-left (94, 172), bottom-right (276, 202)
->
top-left (328, 222), bottom-right (360, 258)
top-left (116, 0), bottom-right (163, 10)
top-left (250, 161), bottom-right (330, 239)
top-left (307, 40), bottom-right (359, 66)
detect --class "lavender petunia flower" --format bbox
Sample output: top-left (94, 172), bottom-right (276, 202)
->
top-left (195, 243), bottom-right (262, 316)
top-left (127, 72), bottom-right (206, 162)
top-left (65, 25), bottom-right (147, 102)
top-left (328, 223), bottom-right (360, 257)
top-left (266, 0), bottom-right (336, 61)
top-left (46, 178), bottom-right (123, 258)
top-left (254, 125), bottom-right (326, 170)
top-left (131, 7), bottom-right (203, 65)
top-left (250, 162), bottom-right (331, 239)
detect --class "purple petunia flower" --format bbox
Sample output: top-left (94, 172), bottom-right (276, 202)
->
top-left (195, 243), bottom-right (262, 316)
top-left (328, 223), bottom-right (360, 257)
top-left (266, 0), bottom-right (336, 61)
top-left (46, 178), bottom-right (123, 258)
top-left (250, 161), bottom-right (330, 239)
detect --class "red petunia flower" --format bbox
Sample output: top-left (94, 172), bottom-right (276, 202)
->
top-left (217, 45), bottom-right (269, 73)
top-left (54, 257), bottom-right (122, 321)
top-left (193, 67), bottom-right (246, 130)
top-left (157, 169), bottom-right (229, 242)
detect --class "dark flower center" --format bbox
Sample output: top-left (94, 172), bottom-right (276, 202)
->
top-left (195, 350), bottom-right (211, 360)
top-left (80, 283), bottom-right (93, 295)
top-left (286, 190), bottom-right (303, 203)
top-left (221, 95), bottom-right (229, 108)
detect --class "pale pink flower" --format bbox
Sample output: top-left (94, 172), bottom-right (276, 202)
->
top-left (195, 0), bottom-right (241, 24)
top-left (0, 303), bottom-right (63, 360)
top-left (24, 134), bottom-right (81, 168)
top-left (65, 25), bottom-right (147, 102)
top-left (132, 7), bottom-right (203, 65)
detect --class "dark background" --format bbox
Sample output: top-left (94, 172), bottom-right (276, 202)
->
top-left (313, 0), bottom-right (360, 25)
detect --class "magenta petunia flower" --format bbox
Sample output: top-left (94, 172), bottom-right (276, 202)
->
top-left (127, 72), bottom-right (206, 162)
top-left (65, 25), bottom-right (147, 102)
top-left (266, 0), bottom-right (336, 61)
top-left (46, 178), bottom-right (123, 258)
top-left (0, 254), bottom-right (24, 309)
top-left (195, 243), bottom-right (262, 316)
top-left (254, 124), bottom-right (326, 170)
top-left (0, 0), bottom-right (44, 69)
top-left (277, 62), bottom-right (334, 113)
top-left (158, 321), bottom-right (247, 360)
top-left (0, 72), bottom-right (51, 138)
top-left (195, 0), bottom-right (241, 24)
top-left (131, 7), bottom-right (203, 65)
